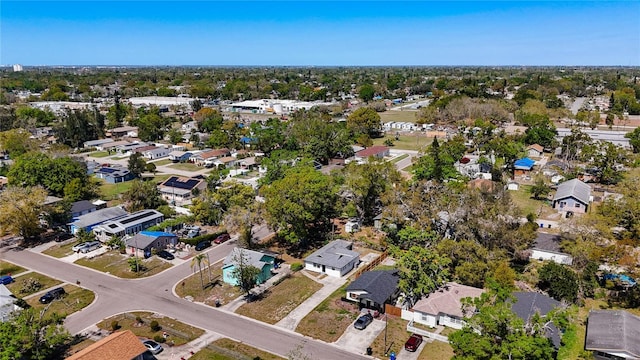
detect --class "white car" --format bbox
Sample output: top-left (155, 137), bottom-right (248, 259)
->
top-left (72, 243), bottom-right (89, 252)
top-left (79, 241), bottom-right (101, 253)
top-left (143, 340), bottom-right (163, 354)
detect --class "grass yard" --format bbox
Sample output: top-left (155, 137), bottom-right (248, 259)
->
top-left (42, 241), bottom-right (78, 258)
top-left (508, 185), bottom-right (555, 217)
top-left (64, 338), bottom-right (96, 358)
top-left (235, 272), bottom-right (322, 324)
top-left (168, 162), bottom-right (201, 172)
top-left (372, 133), bottom-right (433, 152)
top-left (296, 283), bottom-right (359, 342)
top-left (0, 261), bottom-right (26, 276)
top-left (379, 110), bottom-right (419, 123)
top-left (421, 340), bottom-right (455, 360)
top-left (99, 174), bottom-right (173, 201)
top-left (190, 338), bottom-right (285, 360)
top-left (391, 154), bottom-right (409, 164)
top-left (151, 159), bottom-right (172, 166)
top-left (175, 265), bottom-right (242, 307)
top-left (97, 311), bottom-right (205, 346)
top-left (6, 272), bottom-right (62, 297)
top-left (26, 284), bottom-right (95, 319)
top-left (89, 151), bottom-right (110, 158)
top-left (75, 251), bottom-right (172, 278)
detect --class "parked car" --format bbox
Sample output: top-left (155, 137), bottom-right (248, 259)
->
top-left (157, 250), bottom-right (175, 260)
top-left (143, 340), bottom-right (163, 354)
top-left (404, 333), bottom-right (423, 352)
top-left (354, 313), bottom-right (374, 330)
top-left (72, 242), bottom-right (88, 252)
top-left (0, 275), bottom-right (14, 285)
top-left (195, 240), bottom-right (211, 251)
top-left (213, 233), bottom-right (230, 244)
top-left (79, 241), bottom-right (101, 253)
top-left (39, 287), bottom-right (66, 304)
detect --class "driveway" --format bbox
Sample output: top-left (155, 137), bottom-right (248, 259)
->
top-left (334, 315), bottom-right (385, 355)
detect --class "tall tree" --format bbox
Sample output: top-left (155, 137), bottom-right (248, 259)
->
top-left (121, 180), bottom-right (166, 212)
top-left (394, 245), bottom-right (451, 306)
top-left (127, 152), bottom-right (147, 178)
top-left (231, 248), bottom-right (261, 297)
top-left (0, 186), bottom-right (47, 241)
top-left (346, 107), bottom-right (382, 138)
top-left (190, 254), bottom-right (207, 289)
top-left (0, 308), bottom-right (70, 360)
top-left (55, 108), bottom-right (105, 148)
top-left (0, 128), bottom-right (39, 157)
top-left (625, 127), bottom-right (640, 153)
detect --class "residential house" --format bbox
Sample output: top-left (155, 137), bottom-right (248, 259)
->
top-left (126, 231), bottom-right (178, 258)
top-left (158, 176), bottom-right (207, 205)
top-left (83, 139), bottom-right (115, 150)
top-left (468, 178), bottom-right (495, 192)
top-left (529, 232), bottom-right (574, 265)
top-left (345, 270), bottom-right (400, 313)
top-left (95, 166), bottom-right (135, 184)
top-left (100, 140), bottom-right (132, 152)
top-left (66, 330), bottom-right (147, 360)
top-left (192, 148), bottom-right (231, 167)
top-left (222, 248), bottom-right (277, 286)
top-left (585, 310), bottom-right (640, 360)
top-left (354, 146), bottom-right (390, 162)
top-left (214, 156), bottom-right (238, 169)
top-left (70, 200), bottom-right (97, 218)
top-left (514, 157), bottom-right (535, 176)
top-left (0, 284), bottom-right (21, 322)
top-left (168, 150), bottom-right (192, 162)
top-left (143, 147), bottom-right (170, 160)
top-left (68, 206), bottom-right (128, 234)
top-left (92, 209), bottom-right (164, 241)
top-left (239, 157), bottom-right (258, 171)
top-left (552, 179), bottom-right (591, 214)
top-left (507, 180), bottom-right (519, 191)
top-left (106, 126), bottom-right (138, 138)
top-left (182, 120), bottom-right (197, 133)
top-left (409, 282), bottom-right (485, 329)
top-left (511, 292), bottom-right (562, 349)
top-left (527, 144), bottom-right (544, 158)
top-left (304, 240), bottom-right (360, 278)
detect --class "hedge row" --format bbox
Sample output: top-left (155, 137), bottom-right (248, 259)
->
top-left (179, 230), bottom-right (228, 246)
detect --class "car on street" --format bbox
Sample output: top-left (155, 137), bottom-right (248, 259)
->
top-left (213, 233), bottom-right (230, 244)
top-left (157, 250), bottom-right (175, 260)
top-left (39, 287), bottom-right (66, 304)
top-left (79, 241), bottom-right (101, 253)
top-left (353, 313), bottom-right (374, 330)
top-left (143, 340), bottom-right (163, 354)
top-left (404, 333), bottom-right (423, 352)
top-left (0, 275), bottom-right (14, 285)
top-left (195, 240), bottom-right (211, 251)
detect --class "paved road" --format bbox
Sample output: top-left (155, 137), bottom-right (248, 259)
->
top-left (1, 242), bottom-right (369, 360)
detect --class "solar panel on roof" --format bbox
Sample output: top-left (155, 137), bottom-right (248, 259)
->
top-left (166, 177), bottom-right (200, 190)
top-left (100, 168), bottom-right (116, 173)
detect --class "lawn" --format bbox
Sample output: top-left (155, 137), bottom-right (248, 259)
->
top-left (235, 272), bottom-right (322, 324)
top-left (379, 110), bottom-right (419, 123)
top-left (0, 261), bottom-right (26, 276)
top-left (99, 174), bottom-right (174, 201)
top-left (74, 251), bottom-right (172, 278)
top-left (97, 311), bottom-right (205, 346)
top-left (151, 159), bottom-right (172, 166)
top-left (26, 284), bottom-right (95, 319)
top-left (175, 265), bottom-right (242, 307)
top-left (390, 154), bottom-right (409, 164)
top-left (421, 340), bottom-right (455, 360)
top-left (42, 241), bottom-right (78, 258)
top-left (508, 185), bottom-right (555, 218)
top-left (296, 283), bottom-right (359, 342)
top-left (89, 151), bottom-right (110, 158)
top-left (168, 162), bottom-right (201, 172)
top-left (6, 272), bottom-right (62, 297)
top-left (190, 338), bottom-right (285, 360)
top-left (372, 133), bottom-right (433, 152)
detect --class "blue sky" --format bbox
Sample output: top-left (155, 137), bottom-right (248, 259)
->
top-left (2, 1), bottom-right (639, 66)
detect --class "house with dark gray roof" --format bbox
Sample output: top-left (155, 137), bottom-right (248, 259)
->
top-left (529, 232), bottom-right (573, 265)
top-left (92, 209), bottom-right (164, 241)
top-left (68, 206), bottom-right (128, 235)
top-left (512, 292), bottom-right (562, 349)
top-left (95, 166), bottom-right (134, 184)
top-left (346, 270), bottom-right (400, 313)
top-left (71, 200), bottom-right (97, 218)
top-left (585, 310), bottom-right (640, 359)
top-left (552, 179), bottom-right (591, 214)
top-left (304, 240), bottom-right (360, 277)
top-left (126, 231), bottom-right (178, 257)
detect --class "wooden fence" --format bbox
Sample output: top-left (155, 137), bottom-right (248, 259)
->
top-left (384, 304), bottom-right (402, 317)
top-left (353, 251), bottom-right (388, 279)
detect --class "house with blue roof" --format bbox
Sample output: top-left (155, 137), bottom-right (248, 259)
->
top-left (95, 166), bottom-right (135, 184)
top-left (125, 231), bottom-right (178, 258)
top-left (514, 157), bottom-right (535, 176)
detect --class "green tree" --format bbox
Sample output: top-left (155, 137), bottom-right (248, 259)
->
top-left (0, 128), bottom-right (38, 157)
top-left (127, 152), bottom-right (147, 178)
top-left (0, 186), bottom-right (47, 241)
top-left (436, 238), bottom-right (491, 288)
top-left (413, 137), bottom-right (465, 181)
top-left (359, 84), bottom-right (376, 102)
top-left (523, 118), bottom-right (557, 149)
top-left (231, 248), bottom-right (261, 296)
top-left (121, 180), bottom-right (166, 212)
top-left (625, 127), bottom-right (640, 153)
top-left (224, 205), bottom-right (261, 249)
top-left (598, 173), bottom-right (640, 243)
top-left (190, 253), bottom-right (209, 289)
top-left (538, 262), bottom-right (579, 303)
top-left (8, 153), bottom-right (90, 198)
top-left (529, 176), bottom-right (551, 200)
top-left (55, 108), bottom-right (105, 148)
top-left (346, 107), bottom-right (382, 138)
top-left (262, 166), bottom-right (336, 246)
top-left (136, 113), bottom-right (166, 141)
top-left (166, 128), bottom-right (183, 144)
top-left (0, 307), bottom-right (70, 360)
top-left (394, 245), bottom-right (451, 306)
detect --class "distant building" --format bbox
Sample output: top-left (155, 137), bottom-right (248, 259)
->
top-left (12, 64), bottom-right (23, 72)
top-left (95, 166), bottom-right (134, 184)
top-left (106, 126), bottom-right (138, 138)
top-left (514, 157), bottom-right (535, 176)
top-left (126, 231), bottom-right (178, 258)
top-left (529, 232), bottom-right (574, 265)
top-left (68, 206), bottom-right (128, 234)
top-left (527, 144), bottom-right (544, 158)
top-left (158, 176), bottom-right (206, 205)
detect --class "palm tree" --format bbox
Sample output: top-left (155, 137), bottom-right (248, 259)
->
top-left (190, 254), bottom-right (206, 289)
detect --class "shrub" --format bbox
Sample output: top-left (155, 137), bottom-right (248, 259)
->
top-left (180, 231), bottom-right (228, 246)
top-left (153, 335), bottom-right (166, 343)
top-left (20, 278), bottom-right (43, 294)
top-left (135, 316), bottom-right (143, 324)
top-left (149, 320), bottom-right (161, 332)
top-left (290, 263), bottom-right (303, 272)
top-left (111, 321), bottom-right (120, 331)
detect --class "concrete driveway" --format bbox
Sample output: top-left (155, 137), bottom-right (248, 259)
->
top-left (334, 316), bottom-right (385, 355)
top-left (395, 335), bottom-right (428, 360)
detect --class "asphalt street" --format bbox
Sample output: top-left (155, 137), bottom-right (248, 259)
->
top-left (1, 240), bottom-right (370, 360)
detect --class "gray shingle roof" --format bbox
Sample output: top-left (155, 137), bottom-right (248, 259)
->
top-left (511, 292), bottom-right (561, 348)
top-left (70, 206), bottom-right (128, 228)
top-left (553, 179), bottom-right (591, 205)
top-left (533, 233), bottom-right (563, 253)
top-left (585, 310), bottom-right (640, 358)
top-left (304, 240), bottom-right (359, 269)
top-left (346, 270), bottom-right (399, 305)
top-left (71, 200), bottom-right (96, 214)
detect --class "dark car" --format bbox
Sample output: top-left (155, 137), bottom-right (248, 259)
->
top-left (157, 250), bottom-right (175, 260)
top-left (353, 313), bottom-right (374, 330)
top-left (0, 275), bottom-right (14, 285)
top-left (39, 287), bottom-right (66, 304)
top-left (213, 233), bottom-right (230, 244)
top-left (404, 333), bottom-right (423, 352)
top-left (195, 240), bottom-right (211, 251)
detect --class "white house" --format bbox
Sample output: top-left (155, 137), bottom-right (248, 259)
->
top-left (304, 240), bottom-right (360, 277)
top-left (529, 233), bottom-right (574, 265)
top-left (408, 282), bottom-right (484, 329)
top-left (143, 147), bottom-right (170, 160)
top-left (0, 284), bottom-right (21, 322)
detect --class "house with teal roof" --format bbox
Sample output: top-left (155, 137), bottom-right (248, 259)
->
top-left (222, 248), bottom-right (277, 286)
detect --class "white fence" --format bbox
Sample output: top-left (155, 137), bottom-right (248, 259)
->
top-left (406, 321), bottom-right (450, 343)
